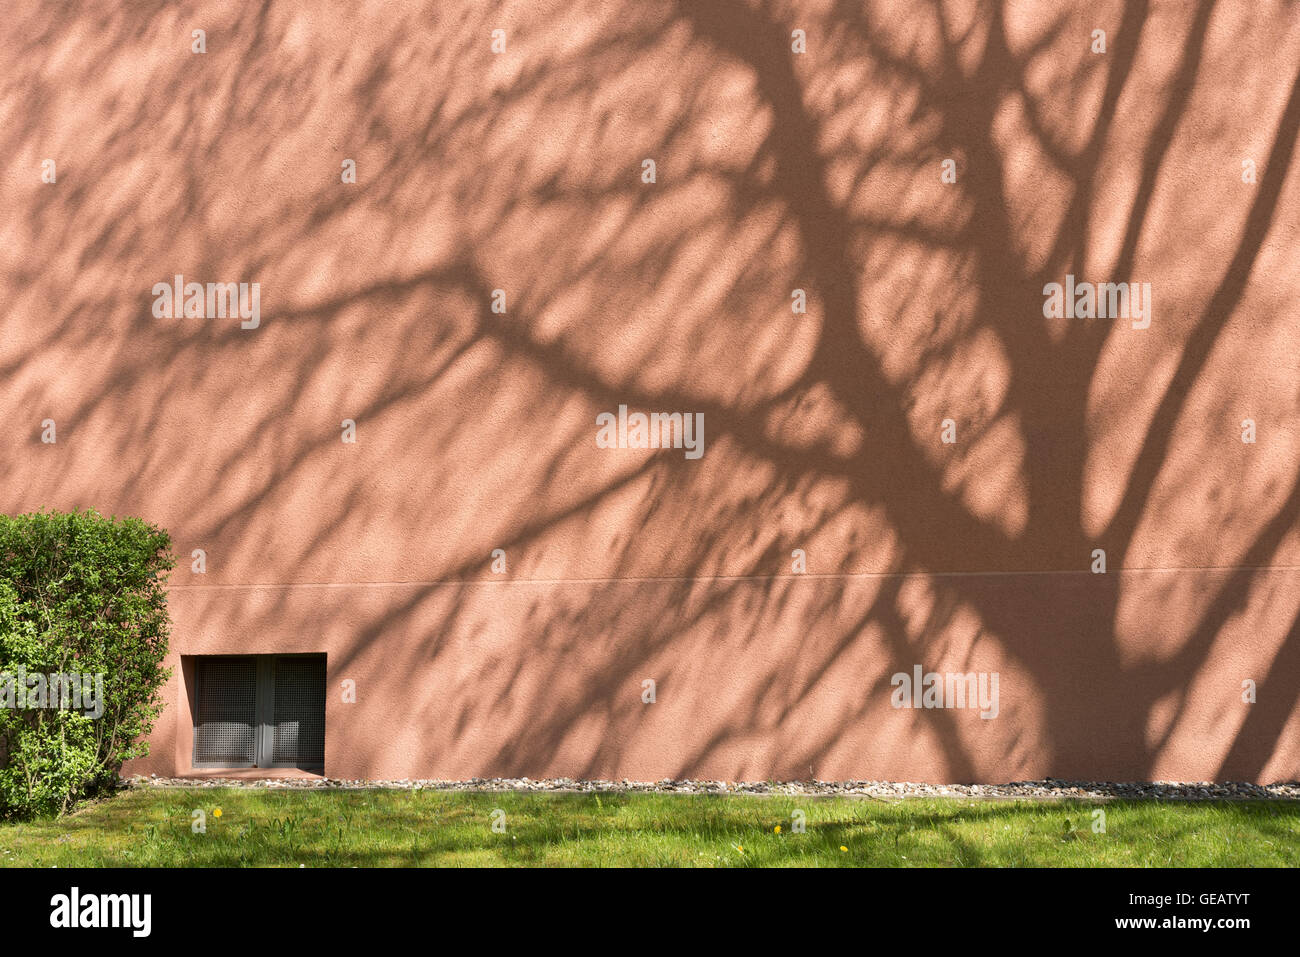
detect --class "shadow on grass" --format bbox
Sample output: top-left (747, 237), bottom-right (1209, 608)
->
top-left (3, 789), bottom-right (1297, 868)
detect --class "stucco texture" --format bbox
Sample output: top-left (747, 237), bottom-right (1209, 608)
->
top-left (3, 0), bottom-right (1299, 782)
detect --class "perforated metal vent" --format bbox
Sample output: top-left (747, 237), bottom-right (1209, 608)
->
top-left (193, 658), bottom-right (257, 766)
top-left (272, 656), bottom-right (326, 767)
top-left (192, 654), bottom-right (325, 770)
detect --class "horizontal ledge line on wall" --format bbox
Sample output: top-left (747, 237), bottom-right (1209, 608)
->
top-left (168, 563), bottom-right (1300, 591)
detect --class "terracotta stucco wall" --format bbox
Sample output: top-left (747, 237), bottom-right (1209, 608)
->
top-left (3, 0), bottom-right (1299, 782)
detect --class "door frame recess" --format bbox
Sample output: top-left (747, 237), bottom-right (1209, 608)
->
top-left (190, 653), bottom-right (326, 772)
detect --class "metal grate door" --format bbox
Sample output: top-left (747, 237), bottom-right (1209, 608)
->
top-left (271, 656), bottom-right (326, 768)
top-left (193, 658), bottom-right (258, 766)
top-left (192, 655), bottom-right (325, 769)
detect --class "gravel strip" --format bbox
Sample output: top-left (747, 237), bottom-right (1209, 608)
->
top-left (121, 775), bottom-right (1300, 801)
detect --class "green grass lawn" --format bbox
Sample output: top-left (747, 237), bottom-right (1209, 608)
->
top-left (1, 788), bottom-right (1297, 867)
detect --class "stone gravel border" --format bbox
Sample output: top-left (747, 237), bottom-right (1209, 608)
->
top-left (122, 775), bottom-right (1300, 801)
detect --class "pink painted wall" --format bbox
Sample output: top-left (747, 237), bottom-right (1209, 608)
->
top-left (3, 0), bottom-right (1299, 783)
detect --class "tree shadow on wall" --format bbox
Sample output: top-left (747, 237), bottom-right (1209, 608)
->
top-left (4, 0), bottom-right (1300, 781)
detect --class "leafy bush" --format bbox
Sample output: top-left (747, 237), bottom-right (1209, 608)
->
top-left (0, 510), bottom-right (174, 818)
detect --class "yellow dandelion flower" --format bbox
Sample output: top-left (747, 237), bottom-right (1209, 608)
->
top-left (213, 808), bottom-right (222, 818)
top-left (774, 825), bottom-right (781, 834)
top-left (839, 845), bottom-right (848, 852)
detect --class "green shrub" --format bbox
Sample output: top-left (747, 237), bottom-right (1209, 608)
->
top-left (0, 509), bottom-right (174, 818)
